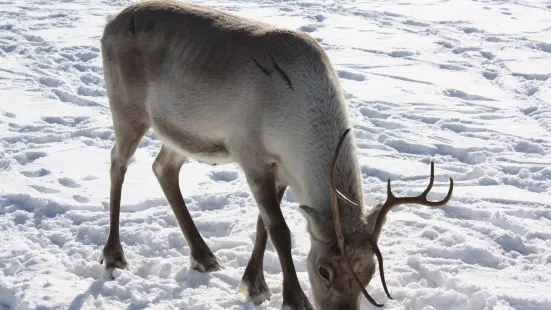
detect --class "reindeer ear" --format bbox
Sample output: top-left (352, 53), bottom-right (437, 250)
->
top-left (299, 205), bottom-right (331, 240)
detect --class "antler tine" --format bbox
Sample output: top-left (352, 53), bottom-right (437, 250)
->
top-left (371, 240), bottom-right (393, 300)
top-left (371, 162), bottom-right (453, 301)
top-left (329, 128), bottom-right (383, 308)
top-left (373, 162), bottom-right (453, 241)
top-left (420, 161), bottom-right (435, 197)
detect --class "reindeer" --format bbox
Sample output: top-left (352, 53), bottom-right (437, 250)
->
top-left (98, 0), bottom-right (454, 309)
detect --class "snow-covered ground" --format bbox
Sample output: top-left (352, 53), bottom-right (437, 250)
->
top-left (1, 0), bottom-right (550, 309)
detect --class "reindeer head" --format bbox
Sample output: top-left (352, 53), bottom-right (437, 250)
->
top-left (301, 128), bottom-right (454, 309)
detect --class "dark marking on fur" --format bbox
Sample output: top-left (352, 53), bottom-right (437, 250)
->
top-left (129, 14), bottom-right (136, 34)
top-left (270, 56), bottom-right (294, 90)
top-left (251, 56), bottom-right (270, 76)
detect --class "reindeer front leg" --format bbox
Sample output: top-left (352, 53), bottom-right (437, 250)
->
top-left (238, 186), bottom-right (287, 305)
top-left (243, 167), bottom-right (313, 310)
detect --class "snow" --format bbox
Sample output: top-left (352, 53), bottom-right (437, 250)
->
top-left (1, 0), bottom-right (550, 309)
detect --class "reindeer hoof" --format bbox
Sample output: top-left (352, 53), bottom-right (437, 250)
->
top-left (281, 290), bottom-right (314, 310)
top-left (99, 242), bottom-right (128, 274)
top-left (190, 249), bottom-right (223, 272)
top-left (281, 301), bottom-right (315, 310)
top-left (236, 274), bottom-right (271, 305)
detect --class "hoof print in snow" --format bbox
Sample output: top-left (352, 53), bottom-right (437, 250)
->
top-left (73, 194), bottom-right (90, 203)
top-left (58, 177), bottom-right (81, 188)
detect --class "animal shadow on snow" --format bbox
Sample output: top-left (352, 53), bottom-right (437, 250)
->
top-left (68, 279), bottom-right (153, 309)
top-left (68, 280), bottom-right (104, 310)
top-left (67, 268), bottom-right (218, 309)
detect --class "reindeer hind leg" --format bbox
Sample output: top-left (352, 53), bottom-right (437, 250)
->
top-left (100, 43), bottom-right (150, 275)
top-left (153, 145), bottom-right (222, 272)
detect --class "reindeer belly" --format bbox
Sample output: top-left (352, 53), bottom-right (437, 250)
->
top-left (149, 114), bottom-right (234, 165)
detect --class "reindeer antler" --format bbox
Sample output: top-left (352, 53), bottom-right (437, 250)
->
top-left (371, 162), bottom-right (453, 299)
top-left (329, 128), bottom-right (454, 307)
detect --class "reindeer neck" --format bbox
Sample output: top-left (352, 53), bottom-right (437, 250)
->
top-left (297, 127), bottom-right (365, 220)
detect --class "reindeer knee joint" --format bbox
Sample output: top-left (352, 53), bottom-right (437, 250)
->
top-left (152, 157), bottom-right (179, 181)
top-left (110, 158), bottom-right (127, 173)
top-left (152, 158), bottom-right (165, 179)
top-left (110, 146), bottom-right (130, 174)
top-left (153, 148), bottom-right (184, 181)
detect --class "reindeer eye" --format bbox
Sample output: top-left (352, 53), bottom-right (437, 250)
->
top-left (318, 266), bottom-right (330, 279)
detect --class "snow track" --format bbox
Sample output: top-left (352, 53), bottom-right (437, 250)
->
top-left (1, 0), bottom-right (550, 309)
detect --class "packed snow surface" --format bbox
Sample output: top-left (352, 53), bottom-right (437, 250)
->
top-left (1, 0), bottom-right (551, 309)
